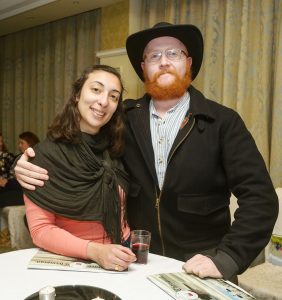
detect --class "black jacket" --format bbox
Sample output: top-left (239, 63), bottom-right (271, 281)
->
top-left (122, 86), bottom-right (278, 279)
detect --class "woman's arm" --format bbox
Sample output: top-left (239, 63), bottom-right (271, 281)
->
top-left (24, 195), bottom-right (89, 259)
top-left (24, 195), bottom-right (136, 270)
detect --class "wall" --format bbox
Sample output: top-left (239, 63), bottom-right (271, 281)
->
top-left (101, 0), bottom-right (129, 50)
top-left (99, 0), bottom-right (142, 99)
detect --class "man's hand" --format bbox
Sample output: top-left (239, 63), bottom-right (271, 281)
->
top-left (14, 147), bottom-right (49, 190)
top-left (182, 254), bottom-right (223, 279)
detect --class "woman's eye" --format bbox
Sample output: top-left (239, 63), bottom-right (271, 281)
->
top-left (110, 94), bottom-right (119, 102)
top-left (91, 87), bottom-right (101, 93)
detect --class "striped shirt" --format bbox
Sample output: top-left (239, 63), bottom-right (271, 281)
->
top-left (150, 92), bottom-right (190, 189)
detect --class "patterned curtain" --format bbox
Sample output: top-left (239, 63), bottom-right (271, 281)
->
top-left (0, 9), bottom-right (101, 154)
top-left (136, 0), bottom-right (282, 188)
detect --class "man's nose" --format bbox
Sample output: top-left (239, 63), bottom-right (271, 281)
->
top-left (159, 53), bottom-right (170, 66)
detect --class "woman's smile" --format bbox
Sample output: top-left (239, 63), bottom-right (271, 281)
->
top-left (91, 107), bottom-right (105, 118)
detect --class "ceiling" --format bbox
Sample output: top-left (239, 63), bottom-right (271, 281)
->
top-left (0, 0), bottom-right (119, 37)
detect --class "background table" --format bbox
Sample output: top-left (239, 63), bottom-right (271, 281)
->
top-left (0, 248), bottom-right (185, 300)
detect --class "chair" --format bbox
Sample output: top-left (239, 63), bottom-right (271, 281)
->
top-left (238, 187), bottom-right (282, 299)
top-left (0, 205), bottom-right (34, 249)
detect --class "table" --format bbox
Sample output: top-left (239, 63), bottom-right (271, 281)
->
top-left (0, 248), bottom-right (185, 300)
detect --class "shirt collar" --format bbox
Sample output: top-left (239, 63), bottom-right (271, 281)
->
top-left (150, 92), bottom-right (190, 117)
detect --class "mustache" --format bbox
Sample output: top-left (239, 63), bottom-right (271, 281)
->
top-left (143, 65), bottom-right (192, 100)
top-left (152, 69), bottom-right (176, 80)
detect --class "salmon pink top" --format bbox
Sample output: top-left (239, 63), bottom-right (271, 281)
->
top-left (24, 187), bottom-right (130, 260)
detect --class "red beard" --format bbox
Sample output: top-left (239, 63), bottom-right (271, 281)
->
top-left (143, 65), bottom-right (192, 100)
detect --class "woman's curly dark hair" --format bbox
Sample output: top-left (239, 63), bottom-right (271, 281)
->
top-left (47, 65), bottom-right (125, 157)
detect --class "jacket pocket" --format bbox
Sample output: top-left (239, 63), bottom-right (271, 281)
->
top-left (177, 193), bottom-right (229, 216)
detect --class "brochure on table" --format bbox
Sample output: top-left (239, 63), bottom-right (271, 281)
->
top-left (28, 249), bottom-right (125, 274)
top-left (147, 272), bottom-right (255, 300)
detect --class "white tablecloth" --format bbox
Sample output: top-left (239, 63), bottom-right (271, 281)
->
top-left (0, 248), bottom-right (185, 300)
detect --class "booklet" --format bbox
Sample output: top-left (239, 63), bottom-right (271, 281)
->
top-left (147, 272), bottom-right (255, 300)
top-left (28, 249), bottom-right (125, 274)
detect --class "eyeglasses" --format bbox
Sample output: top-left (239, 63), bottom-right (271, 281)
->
top-left (143, 48), bottom-right (189, 63)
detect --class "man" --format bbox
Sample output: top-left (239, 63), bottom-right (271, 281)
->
top-left (14, 23), bottom-right (278, 281)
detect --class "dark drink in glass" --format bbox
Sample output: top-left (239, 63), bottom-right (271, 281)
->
top-left (132, 242), bottom-right (150, 264)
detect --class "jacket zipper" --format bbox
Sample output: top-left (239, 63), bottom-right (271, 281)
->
top-left (155, 115), bottom-right (195, 256)
top-left (155, 187), bottom-right (165, 255)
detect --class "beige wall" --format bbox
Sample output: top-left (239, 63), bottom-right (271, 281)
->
top-left (97, 48), bottom-right (141, 100)
top-left (101, 0), bottom-right (129, 50)
top-left (100, 0), bottom-right (143, 99)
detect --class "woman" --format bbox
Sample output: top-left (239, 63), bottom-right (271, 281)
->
top-left (0, 133), bottom-right (15, 184)
top-left (24, 65), bottom-right (136, 271)
top-left (0, 134), bottom-right (18, 246)
top-left (18, 131), bottom-right (40, 154)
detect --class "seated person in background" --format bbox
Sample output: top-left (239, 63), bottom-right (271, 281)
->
top-left (0, 131), bottom-right (40, 207)
top-left (17, 131), bottom-right (40, 154)
top-left (22, 65), bottom-right (136, 271)
top-left (0, 132), bottom-right (15, 185)
top-left (0, 132), bottom-right (18, 206)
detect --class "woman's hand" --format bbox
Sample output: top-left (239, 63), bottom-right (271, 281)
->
top-left (87, 242), bottom-right (136, 271)
top-left (14, 147), bottom-right (49, 190)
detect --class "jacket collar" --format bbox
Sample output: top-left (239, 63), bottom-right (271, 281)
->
top-left (124, 86), bottom-right (216, 188)
top-left (125, 85), bottom-right (216, 121)
top-left (125, 95), bottom-right (158, 184)
top-left (188, 85), bottom-right (216, 121)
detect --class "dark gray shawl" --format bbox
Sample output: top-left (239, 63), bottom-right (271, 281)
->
top-left (24, 133), bottom-right (129, 244)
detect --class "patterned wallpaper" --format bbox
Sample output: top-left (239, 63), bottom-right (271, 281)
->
top-left (101, 0), bottom-right (129, 50)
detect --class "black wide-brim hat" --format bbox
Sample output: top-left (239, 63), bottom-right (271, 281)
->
top-left (126, 22), bottom-right (204, 81)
